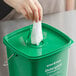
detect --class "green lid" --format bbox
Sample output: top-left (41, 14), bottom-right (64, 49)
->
top-left (3, 23), bottom-right (73, 59)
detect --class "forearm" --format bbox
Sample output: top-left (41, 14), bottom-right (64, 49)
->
top-left (66, 0), bottom-right (75, 11)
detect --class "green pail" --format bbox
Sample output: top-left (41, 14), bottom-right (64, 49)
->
top-left (3, 23), bottom-right (73, 76)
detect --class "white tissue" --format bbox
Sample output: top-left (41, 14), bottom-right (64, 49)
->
top-left (31, 21), bottom-right (43, 45)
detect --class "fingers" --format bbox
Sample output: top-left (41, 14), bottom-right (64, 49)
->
top-left (20, 8), bottom-right (29, 19)
top-left (33, 8), bottom-right (39, 22)
top-left (20, 5), bottom-right (33, 20)
top-left (8, 0), bottom-right (43, 22)
top-left (24, 5), bottom-right (34, 20)
top-left (19, 0), bottom-right (43, 22)
top-left (29, 1), bottom-right (39, 22)
top-left (34, 1), bottom-right (43, 21)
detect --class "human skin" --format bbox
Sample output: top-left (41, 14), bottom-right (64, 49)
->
top-left (4, 0), bottom-right (43, 22)
top-left (4, 0), bottom-right (75, 21)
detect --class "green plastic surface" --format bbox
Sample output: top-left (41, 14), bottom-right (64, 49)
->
top-left (3, 23), bottom-right (73, 76)
top-left (3, 23), bottom-right (73, 59)
top-left (7, 47), bottom-right (69, 76)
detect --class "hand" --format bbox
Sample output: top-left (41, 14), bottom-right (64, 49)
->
top-left (4, 0), bottom-right (43, 22)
